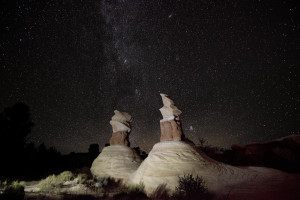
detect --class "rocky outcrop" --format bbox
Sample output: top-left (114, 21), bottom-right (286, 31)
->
top-left (159, 94), bottom-right (184, 142)
top-left (218, 135), bottom-right (300, 173)
top-left (129, 94), bottom-right (300, 199)
top-left (109, 110), bottom-right (132, 146)
top-left (91, 145), bottom-right (142, 182)
top-left (90, 110), bottom-right (142, 181)
top-left (129, 141), bottom-right (300, 199)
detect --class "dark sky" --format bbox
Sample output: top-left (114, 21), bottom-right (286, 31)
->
top-left (0, 0), bottom-right (299, 154)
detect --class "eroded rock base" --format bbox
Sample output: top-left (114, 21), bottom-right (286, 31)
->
top-left (110, 131), bottom-right (129, 146)
top-left (160, 119), bottom-right (183, 142)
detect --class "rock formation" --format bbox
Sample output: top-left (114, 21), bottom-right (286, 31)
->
top-left (220, 135), bottom-right (300, 173)
top-left (129, 94), bottom-right (300, 199)
top-left (109, 110), bottom-right (132, 146)
top-left (90, 110), bottom-right (142, 181)
top-left (130, 141), bottom-right (300, 199)
top-left (91, 145), bottom-right (142, 182)
top-left (159, 94), bottom-right (184, 142)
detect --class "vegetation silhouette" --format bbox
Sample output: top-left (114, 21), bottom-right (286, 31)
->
top-left (0, 103), bottom-right (101, 181)
top-left (0, 102), bottom-right (34, 179)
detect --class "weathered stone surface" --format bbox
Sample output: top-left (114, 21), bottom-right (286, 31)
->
top-left (160, 120), bottom-right (183, 142)
top-left (159, 93), bottom-right (182, 120)
top-left (91, 145), bottom-right (142, 182)
top-left (110, 110), bottom-right (132, 133)
top-left (110, 131), bottom-right (129, 146)
top-left (129, 141), bottom-right (300, 199)
top-left (109, 110), bottom-right (132, 146)
top-left (90, 110), bottom-right (142, 181)
top-left (159, 93), bottom-right (184, 142)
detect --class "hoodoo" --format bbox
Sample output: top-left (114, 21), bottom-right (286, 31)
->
top-left (129, 94), bottom-right (300, 199)
top-left (90, 110), bottom-right (142, 182)
top-left (159, 93), bottom-right (184, 142)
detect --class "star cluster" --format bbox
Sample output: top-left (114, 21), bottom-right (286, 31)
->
top-left (0, 0), bottom-right (299, 154)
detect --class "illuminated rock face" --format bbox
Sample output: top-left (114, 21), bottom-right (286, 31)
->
top-left (129, 94), bottom-right (300, 199)
top-left (110, 131), bottom-right (129, 146)
top-left (91, 145), bottom-right (142, 182)
top-left (91, 110), bottom-right (142, 181)
top-left (109, 110), bottom-right (132, 146)
top-left (129, 141), bottom-right (300, 198)
top-left (159, 94), bottom-right (184, 142)
top-left (160, 120), bottom-right (182, 141)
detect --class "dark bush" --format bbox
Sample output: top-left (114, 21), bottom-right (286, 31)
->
top-left (150, 183), bottom-right (171, 200)
top-left (0, 181), bottom-right (25, 200)
top-left (175, 174), bottom-right (207, 199)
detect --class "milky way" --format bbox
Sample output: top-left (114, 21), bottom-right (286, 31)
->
top-left (0, 0), bottom-right (299, 154)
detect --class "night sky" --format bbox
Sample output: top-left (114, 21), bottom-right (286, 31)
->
top-left (0, 0), bottom-right (299, 154)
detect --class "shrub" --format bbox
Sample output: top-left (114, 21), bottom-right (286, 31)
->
top-left (38, 174), bottom-right (61, 193)
top-left (127, 182), bottom-right (145, 194)
top-left (73, 173), bottom-right (88, 185)
top-left (89, 177), bottom-right (126, 194)
top-left (0, 180), bottom-right (7, 188)
top-left (94, 177), bottom-right (108, 188)
top-left (150, 183), bottom-right (171, 199)
top-left (0, 180), bottom-right (24, 200)
top-left (175, 174), bottom-right (207, 199)
top-left (11, 181), bottom-right (24, 190)
top-left (102, 178), bottom-right (126, 194)
top-left (38, 171), bottom-right (74, 193)
top-left (57, 171), bottom-right (73, 182)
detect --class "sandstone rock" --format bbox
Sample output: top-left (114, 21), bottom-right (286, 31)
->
top-left (129, 141), bottom-right (300, 199)
top-left (159, 94), bottom-right (183, 142)
top-left (91, 109), bottom-right (142, 181)
top-left (110, 110), bottom-right (132, 133)
top-left (159, 93), bottom-right (182, 120)
top-left (109, 110), bottom-right (132, 146)
top-left (160, 119), bottom-right (182, 142)
top-left (91, 145), bottom-right (142, 182)
top-left (110, 131), bottom-right (129, 146)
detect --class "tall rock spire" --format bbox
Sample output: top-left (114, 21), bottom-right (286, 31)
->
top-left (159, 93), bottom-right (184, 142)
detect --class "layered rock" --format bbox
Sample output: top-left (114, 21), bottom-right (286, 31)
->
top-left (129, 94), bottom-right (300, 199)
top-left (109, 110), bottom-right (132, 146)
top-left (91, 110), bottom-right (142, 181)
top-left (91, 145), bottom-right (142, 182)
top-left (129, 141), bottom-right (300, 199)
top-left (159, 94), bottom-right (184, 142)
top-left (110, 131), bottom-right (129, 146)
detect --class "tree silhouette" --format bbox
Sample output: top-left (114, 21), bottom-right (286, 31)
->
top-left (0, 102), bottom-right (34, 178)
top-left (88, 144), bottom-right (99, 164)
top-left (88, 144), bottom-right (99, 156)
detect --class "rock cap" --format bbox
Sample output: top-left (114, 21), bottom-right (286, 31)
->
top-left (110, 110), bottom-right (132, 133)
top-left (159, 93), bottom-right (182, 121)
